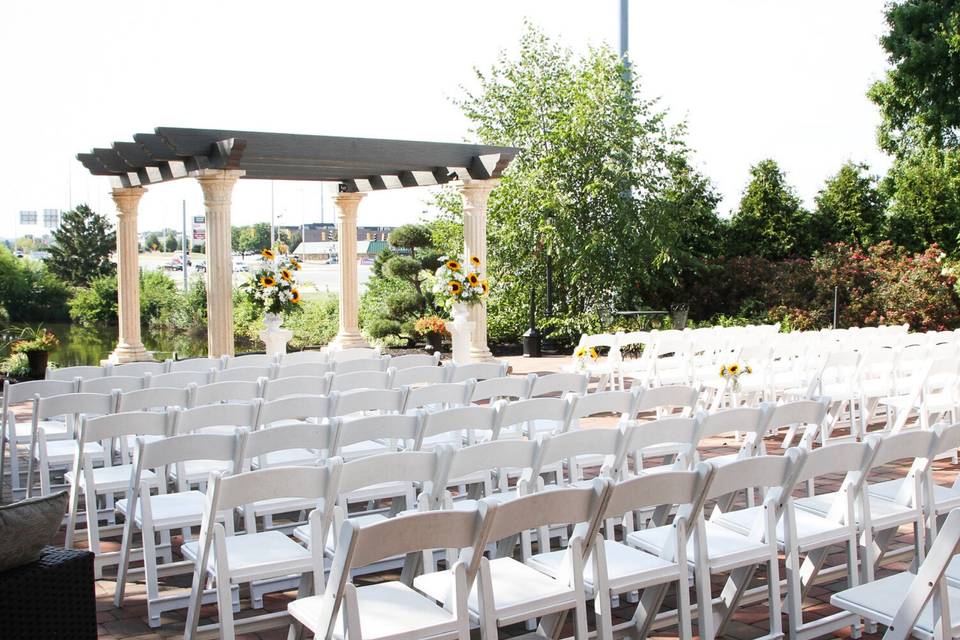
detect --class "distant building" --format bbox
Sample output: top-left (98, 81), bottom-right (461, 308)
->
top-left (292, 239), bottom-right (394, 260)
top-left (296, 223), bottom-right (395, 243)
top-left (17, 208), bottom-right (60, 241)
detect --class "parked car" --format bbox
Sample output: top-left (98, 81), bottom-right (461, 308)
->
top-left (194, 260), bottom-right (206, 273)
top-left (232, 259), bottom-right (249, 273)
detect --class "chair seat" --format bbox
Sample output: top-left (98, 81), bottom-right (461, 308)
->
top-left (38, 439), bottom-right (104, 464)
top-left (796, 492), bottom-right (919, 530)
top-left (116, 490), bottom-right (214, 529)
top-left (290, 581), bottom-right (461, 640)
top-left (415, 556), bottom-right (574, 622)
top-left (14, 420), bottom-right (69, 440)
top-left (181, 530), bottom-right (311, 582)
top-left (64, 464), bottom-right (157, 493)
top-left (830, 570), bottom-right (960, 640)
top-left (711, 505), bottom-right (851, 551)
top-left (628, 521), bottom-right (770, 573)
top-left (870, 479), bottom-right (960, 515)
top-left (528, 539), bottom-right (679, 593)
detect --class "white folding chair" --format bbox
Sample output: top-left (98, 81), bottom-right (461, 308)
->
top-left (170, 402), bottom-right (261, 489)
top-left (260, 375), bottom-right (330, 400)
top-left (416, 405), bottom-right (498, 453)
top-left (527, 372), bottom-right (588, 398)
top-left (328, 347), bottom-right (381, 363)
top-left (766, 397), bottom-right (830, 451)
top-left (113, 361), bottom-right (167, 377)
top-left (330, 388), bottom-right (406, 420)
top-left (182, 463), bottom-right (342, 640)
top-left (278, 350), bottom-right (328, 366)
top-left (253, 395), bottom-right (334, 468)
top-left (332, 355), bottom-right (390, 374)
top-left (167, 357), bottom-right (221, 373)
top-left (333, 412), bottom-right (423, 461)
top-left (147, 370), bottom-right (212, 389)
top-left (114, 432), bottom-right (243, 626)
top-left (193, 380), bottom-right (264, 407)
top-left (392, 364), bottom-right (452, 388)
top-left (46, 364), bottom-right (111, 381)
top-left (471, 375), bottom-right (531, 405)
top-left (274, 362), bottom-right (332, 380)
top-left (289, 508), bottom-right (490, 640)
top-left (563, 389), bottom-right (639, 432)
top-left (403, 380), bottom-right (475, 414)
top-left (494, 396), bottom-right (572, 442)
top-left (451, 361), bottom-right (509, 382)
top-left (77, 375), bottom-right (144, 394)
top-left (223, 353), bottom-right (277, 369)
top-left (328, 369), bottom-right (395, 392)
top-left (212, 365), bottom-right (274, 384)
top-left (117, 386), bottom-right (192, 413)
top-left (389, 352), bottom-right (441, 370)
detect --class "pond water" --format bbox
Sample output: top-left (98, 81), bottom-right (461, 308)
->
top-left (1, 324), bottom-right (241, 366)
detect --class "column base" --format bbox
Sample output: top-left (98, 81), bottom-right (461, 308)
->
top-left (329, 331), bottom-right (370, 350)
top-left (108, 342), bottom-right (153, 364)
top-left (468, 345), bottom-right (495, 362)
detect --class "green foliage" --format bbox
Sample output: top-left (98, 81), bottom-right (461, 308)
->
top-left (423, 189), bottom-right (464, 257)
top-left (0, 248), bottom-right (70, 322)
top-left (48, 204), bottom-right (116, 287)
top-left (868, 0), bottom-right (960, 155)
top-left (388, 225), bottom-right (432, 255)
top-left (284, 294), bottom-right (339, 349)
top-left (232, 223), bottom-right (272, 256)
top-left (812, 162), bottom-right (888, 247)
top-left (68, 275), bottom-right (117, 326)
top-left (456, 24), bottom-right (719, 343)
top-left (885, 148), bottom-right (960, 254)
top-left (69, 271), bottom-right (197, 332)
top-left (0, 352), bottom-right (29, 377)
top-left (144, 232), bottom-right (160, 251)
top-left (728, 160), bottom-right (813, 260)
top-left (164, 232), bottom-right (179, 253)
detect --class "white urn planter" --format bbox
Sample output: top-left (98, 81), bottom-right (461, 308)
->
top-left (259, 312), bottom-right (293, 356)
top-left (445, 303), bottom-right (474, 365)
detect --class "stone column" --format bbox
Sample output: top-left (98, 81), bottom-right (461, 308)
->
top-left (196, 169), bottom-right (245, 357)
top-left (460, 179), bottom-right (499, 361)
top-left (330, 191), bottom-right (369, 349)
top-left (109, 186), bottom-right (151, 363)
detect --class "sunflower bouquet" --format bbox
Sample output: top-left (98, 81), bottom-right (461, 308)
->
top-left (240, 247), bottom-right (303, 315)
top-left (432, 254), bottom-right (489, 312)
top-left (719, 362), bottom-right (753, 392)
top-left (573, 345), bottom-right (600, 371)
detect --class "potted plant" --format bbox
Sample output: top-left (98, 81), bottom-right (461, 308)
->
top-left (415, 316), bottom-right (448, 353)
top-left (8, 326), bottom-right (60, 379)
top-left (431, 254), bottom-right (489, 363)
top-left (238, 247), bottom-right (303, 353)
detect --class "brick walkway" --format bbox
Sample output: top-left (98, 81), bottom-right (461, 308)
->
top-left (5, 355), bottom-right (950, 639)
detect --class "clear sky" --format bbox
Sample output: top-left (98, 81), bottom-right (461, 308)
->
top-left (0, 0), bottom-right (891, 237)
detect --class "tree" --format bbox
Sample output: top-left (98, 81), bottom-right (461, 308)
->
top-left (868, 0), bottom-right (960, 155)
top-left (164, 232), bottom-right (179, 253)
top-left (728, 160), bottom-right (813, 260)
top-left (47, 203), bottom-right (115, 287)
top-left (454, 24), bottom-right (713, 342)
top-left (811, 162), bottom-right (887, 247)
top-left (144, 232), bottom-right (161, 252)
top-left (885, 147), bottom-right (960, 254)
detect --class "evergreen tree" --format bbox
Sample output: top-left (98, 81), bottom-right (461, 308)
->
top-left (48, 204), bottom-right (116, 287)
top-left (728, 160), bottom-right (813, 260)
top-left (164, 232), bottom-right (179, 253)
top-left (812, 162), bottom-right (887, 247)
top-left (144, 232), bottom-right (160, 251)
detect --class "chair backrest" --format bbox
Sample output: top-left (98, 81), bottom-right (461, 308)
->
top-left (696, 405), bottom-right (770, 441)
top-left (527, 372), bottom-right (588, 398)
top-left (634, 384), bottom-right (699, 415)
top-left (494, 397), bottom-right (571, 436)
top-left (451, 361), bottom-right (508, 382)
top-left (706, 448), bottom-right (805, 501)
top-left (173, 401), bottom-right (260, 434)
top-left (112, 361), bottom-right (166, 377)
top-left (34, 391), bottom-right (116, 421)
top-left (796, 440), bottom-right (876, 485)
top-left (273, 362), bottom-right (331, 380)
top-left (223, 353), bottom-right (276, 369)
top-left (46, 365), bottom-right (110, 381)
top-left (535, 429), bottom-right (624, 480)
top-left (116, 386), bottom-right (192, 412)
top-left (243, 422), bottom-right (339, 463)
top-left (446, 439), bottom-right (540, 482)
top-left (147, 370), bottom-right (211, 388)
top-left (167, 357), bottom-right (221, 373)
top-left (212, 366), bottom-right (273, 384)
top-left (328, 347), bottom-right (380, 363)
top-left (332, 356), bottom-right (389, 375)
top-left (403, 381), bottom-right (474, 413)
top-left (604, 463), bottom-right (714, 520)
top-left (471, 375), bottom-right (530, 403)
top-left (336, 449), bottom-right (447, 496)
top-left (278, 350), bottom-right (329, 366)
top-left (334, 413), bottom-right (424, 450)
top-left (207, 462), bottom-right (341, 513)
top-left (77, 375), bottom-right (144, 395)
top-left (418, 405), bottom-right (498, 449)
top-left (868, 429), bottom-right (936, 469)
top-left (331, 388), bottom-right (406, 417)
top-left (3, 379), bottom-right (76, 411)
top-left (621, 417), bottom-right (701, 466)
top-left (389, 352), bottom-right (441, 370)
top-left (257, 394), bottom-right (332, 427)
top-left (328, 369), bottom-right (393, 392)
top-left (135, 431), bottom-right (242, 472)
top-left (80, 410), bottom-right (171, 445)
top-left (565, 390), bottom-right (638, 430)
top-left (933, 422), bottom-right (960, 457)
top-left (392, 364), bottom-right (452, 388)
top-left (260, 375), bottom-right (330, 400)
top-left (193, 380), bottom-right (263, 407)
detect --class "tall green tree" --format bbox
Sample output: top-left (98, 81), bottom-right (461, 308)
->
top-left (811, 162), bottom-right (888, 247)
top-left (455, 24), bottom-right (715, 341)
top-left (48, 203), bottom-right (116, 287)
top-left (164, 232), bottom-right (179, 253)
top-left (885, 148), bottom-right (960, 254)
top-left (144, 232), bottom-right (161, 251)
top-left (728, 160), bottom-right (813, 260)
top-left (868, 0), bottom-right (960, 156)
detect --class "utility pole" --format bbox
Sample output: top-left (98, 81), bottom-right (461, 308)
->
top-left (619, 0), bottom-right (631, 84)
top-left (181, 200), bottom-right (188, 291)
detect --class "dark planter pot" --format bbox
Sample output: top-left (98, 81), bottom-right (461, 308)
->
top-left (25, 350), bottom-right (49, 380)
top-left (424, 333), bottom-right (444, 353)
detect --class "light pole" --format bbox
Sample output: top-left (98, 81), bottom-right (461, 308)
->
top-left (619, 0), bottom-right (631, 83)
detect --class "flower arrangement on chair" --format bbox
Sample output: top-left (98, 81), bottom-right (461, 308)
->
top-left (432, 255), bottom-right (489, 313)
top-left (573, 346), bottom-right (600, 372)
top-left (720, 362), bottom-right (752, 392)
top-left (240, 247), bottom-right (303, 317)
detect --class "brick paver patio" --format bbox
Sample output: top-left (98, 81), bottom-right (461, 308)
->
top-left (5, 355), bottom-right (947, 639)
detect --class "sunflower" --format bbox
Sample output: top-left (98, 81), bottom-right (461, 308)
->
top-left (445, 259), bottom-right (461, 272)
top-left (588, 347), bottom-right (599, 360)
top-left (720, 365), bottom-right (728, 377)
top-left (290, 288), bottom-right (301, 303)
top-left (261, 248), bottom-right (276, 261)
top-left (575, 347), bottom-right (587, 358)
top-left (467, 273), bottom-right (479, 286)
top-left (480, 279), bottom-right (489, 295)
top-left (290, 258), bottom-right (302, 271)
top-left (745, 365), bottom-right (753, 374)
top-left (470, 255), bottom-right (481, 267)
top-left (280, 268), bottom-right (293, 282)
top-left (448, 280), bottom-right (462, 295)
top-left (260, 275), bottom-right (276, 287)
top-left (728, 363), bottom-right (740, 375)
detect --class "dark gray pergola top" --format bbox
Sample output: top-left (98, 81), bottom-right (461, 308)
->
top-left (77, 127), bottom-right (519, 192)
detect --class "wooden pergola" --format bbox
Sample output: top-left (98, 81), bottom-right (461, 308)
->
top-left (77, 127), bottom-right (518, 361)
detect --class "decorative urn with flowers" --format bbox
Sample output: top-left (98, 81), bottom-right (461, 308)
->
top-left (240, 246), bottom-right (303, 355)
top-left (7, 326), bottom-right (60, 379)
top-left (432, 254), bottom-right (489, 364)
top-left (415, 316), bottom-right (448, 353)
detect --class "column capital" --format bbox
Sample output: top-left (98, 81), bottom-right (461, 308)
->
top-left (196, 169), bottom-right (245, 204)
top-left (333, 191), bottom-right (367, 219)
top-left (110, 186), bottom-right (147, 216)
top-left (458, 178), bottom-right (499, 201)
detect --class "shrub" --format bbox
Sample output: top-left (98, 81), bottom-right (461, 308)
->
top-left (68, 274), bottom-right (118, 326)
top-left (0, 248), bottom-right (70, 322)
top-left (285, 294), bottom-right (339, 349)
